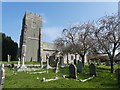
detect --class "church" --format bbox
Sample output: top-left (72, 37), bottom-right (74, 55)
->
top-left (19, 12), bottom-right (83, 64)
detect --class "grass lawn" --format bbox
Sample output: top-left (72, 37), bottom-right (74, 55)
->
top-left (0, 61), bottom-right (42, 65)
top-left (3, 63), bottom-right (120, 88)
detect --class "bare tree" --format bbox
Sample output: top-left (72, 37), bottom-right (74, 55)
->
top-left (62, 21), bottom-right (96, 67)
top-left (54, 37), bottom-right (73, 64)
top-left (54, 37), bottom-right (65, 52)
top-left (95, 14), bottom-right (120, 73)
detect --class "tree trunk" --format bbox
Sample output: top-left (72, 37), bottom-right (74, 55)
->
top-left (81, 56), bottom-right (85, 67)
top-left (110, 59), bottom-right (114, 73)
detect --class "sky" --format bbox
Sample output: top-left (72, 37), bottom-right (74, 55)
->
top-left (2, 2), bottom-right (118, 46)
top-left (1, 0), bottom-right (120, 2)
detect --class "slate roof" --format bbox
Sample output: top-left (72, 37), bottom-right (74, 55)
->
top-left (42, 42), bottom-right (56, 51)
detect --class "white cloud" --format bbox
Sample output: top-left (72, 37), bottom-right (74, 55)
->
top-left (42, 26), bottom-right (63, 43)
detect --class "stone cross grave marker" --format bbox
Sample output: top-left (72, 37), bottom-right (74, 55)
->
top-left (69, 63), bottom-right (77, 79)
top-left (17, 45), bottom-right (27, 71)
top-left (77, 60), bottom-right (83, 73)
top-left (89, 63), bottom-right (96, 76)
top-left (22, 44), bottom-right (26, 66)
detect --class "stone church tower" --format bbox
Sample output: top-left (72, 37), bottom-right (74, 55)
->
top-left (19, 12), bottom-right (42, 62)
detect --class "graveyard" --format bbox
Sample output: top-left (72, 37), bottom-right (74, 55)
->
top-left (0, 61), bottom-right (120, 88)
top-left (1, 2), bottom-right (120, 89)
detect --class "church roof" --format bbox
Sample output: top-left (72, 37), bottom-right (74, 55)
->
top-left (42, 42), bottom-right (56, 51)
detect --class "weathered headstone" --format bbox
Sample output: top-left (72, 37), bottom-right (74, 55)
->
top-left (40, 58), bottom-right (43, 69)
top-left (59, 56), bottom-right (64, 66)
top-left (0, 64), bottom-right (5, 90)
top-left (77, 61), bottom-right (83, 73)
top-left (56, 57), bottom-right (59, 66)
top-left (55, 59), bottom-right (59, 73)
top-left (46, 54), bottom-right (49, 68)
top-left (89, 63), bottom-right (96, 76)
top-left (116, 69), bottom-right (120, 87)
top-left (17, 58), bottom-right (21, 68)
top-left (74, 59), bottom-right (76, 65)
top-left (11, 63), bottom-right (15, 68)
top-left (105, 61), bottom-right (111, 66)
top-left (49, 56), bottom-right (56, 67)
top-left (7, 54), bottom-right (11, 62)
top-left (69, 63), bottom-right (77, 79)
top-left (46, 54), bottom-right (52, 69)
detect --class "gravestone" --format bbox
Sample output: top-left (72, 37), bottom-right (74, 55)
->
top-left (74, 59), bottom-right (76, 65)
top-left (89, 63), bottom-right (96, 76)
top-left (69, 63), bottom-right (77, 79)
top-left (11, 63), bottom-right (15, 68)
top-left (0, 64), bottom-right (2, 85)
top-left (59, 56), bottom-right (64, 66)
top-left (55, 58), bottom-right (60, 73)
top-left (56, 57), bottom-right (59, 67)
top-left (46, 54), bottom-right (52, 69)
top-left (40, 57), bottom-right (43, 69)
top-left (7, 54), bottom-right (11, 62)
top-left (49, 55), bottom-right (56, 67)
top-left (46, 54), bottom-right (49, 68)
top-left (0, 64), bottom-right (5, 90)
top-left (105, 61), bottom-right (111, 66)
top-left (77, 61), bottom-right (83, 73)
top-left (17, 58), bottom-right (21, 68)
top-left (116, 69), bottom-right (120, 87)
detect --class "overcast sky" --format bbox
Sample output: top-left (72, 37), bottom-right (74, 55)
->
top-left (2, 2), bottom-right (118, 45)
